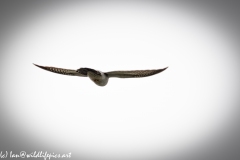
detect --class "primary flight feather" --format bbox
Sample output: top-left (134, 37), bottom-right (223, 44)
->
top-left (33, 63), bottom-right (168, 86)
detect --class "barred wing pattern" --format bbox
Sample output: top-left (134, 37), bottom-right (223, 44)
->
top-left (33, 64), bottom-right (85, 77)
top-left (106, 67), bottom-right (168, 78)
top-left (33, 63), bottom-right (168, 86)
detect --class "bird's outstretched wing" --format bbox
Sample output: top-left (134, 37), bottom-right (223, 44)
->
top-left (33, 63), bottom-right (86, 77)
top-left (106, 67), bottom-right (168, 78)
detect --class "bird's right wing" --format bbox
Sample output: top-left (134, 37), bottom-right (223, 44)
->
top-left (106, 67), bottom-right (168, 78)
top-left (33, 63), bottom-right (86, 77)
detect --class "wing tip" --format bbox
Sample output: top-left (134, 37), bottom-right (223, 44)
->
top-left (33, 63), bottom-right (47, 70)
top-left (33, 63), bottom-right (39, 67)
top-left (33, 63), bottom-right (42, 67)
top-left (160, 66), bottom-right (168, 71)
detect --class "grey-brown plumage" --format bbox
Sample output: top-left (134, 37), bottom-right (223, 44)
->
top-left (33, 63), bottom-right (168, 86)
top-left (105, 69), bottom-right (166, 78)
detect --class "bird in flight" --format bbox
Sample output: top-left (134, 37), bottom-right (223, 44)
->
top-left (33, 63), bottom-right (168, 87)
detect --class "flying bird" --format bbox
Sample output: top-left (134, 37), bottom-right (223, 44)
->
top-left (33, 63), bottom-right (168, 87)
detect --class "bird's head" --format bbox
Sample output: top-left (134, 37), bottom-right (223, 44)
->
top-left (76, 68), bottom-right (88, 76)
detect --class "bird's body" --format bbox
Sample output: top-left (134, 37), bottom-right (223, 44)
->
top-left (33, 64), bottom-right (168, 87)
top-left (78, 68), bottom-right (109, 86)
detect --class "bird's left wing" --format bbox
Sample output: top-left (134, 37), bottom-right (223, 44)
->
top-left (106, 67), bottom-right (168, 78)
top-left (33, 63), bottom-right (86, 77)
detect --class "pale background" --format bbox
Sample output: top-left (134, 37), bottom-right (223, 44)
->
top-left (0, 1), bottom-right (240, 160)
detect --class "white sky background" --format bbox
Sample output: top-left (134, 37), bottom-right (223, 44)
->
top-left (1, 1), bottom-right (240, 159)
